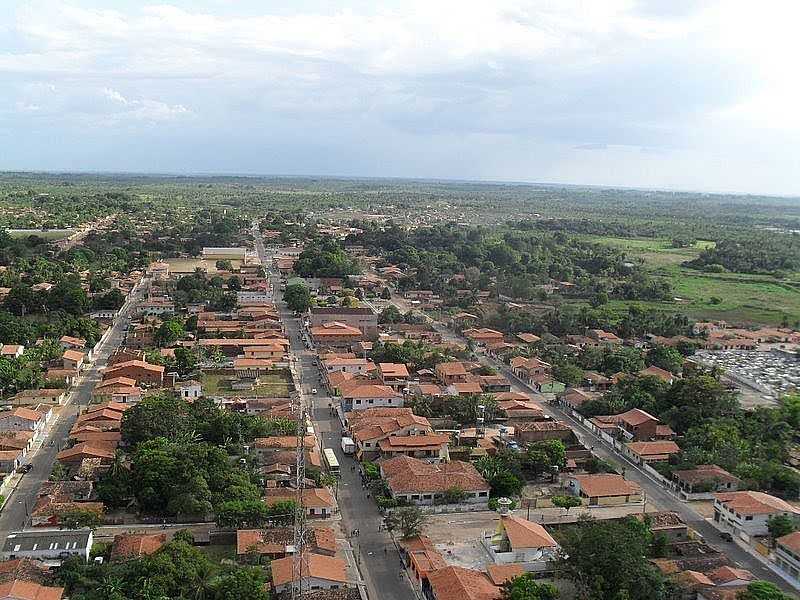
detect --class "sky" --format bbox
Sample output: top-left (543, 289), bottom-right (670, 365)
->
top-left (1, 0), bottom-right (799, 195)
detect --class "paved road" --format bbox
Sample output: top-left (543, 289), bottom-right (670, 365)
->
top-left (0, 279), bottom-right (144, 543)
top-left (253, 227), bottom-right (414, 600)
top-left (387, 291), bottom-right (798, 593)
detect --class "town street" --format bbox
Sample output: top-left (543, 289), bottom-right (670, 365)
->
top-left (253, 227), bottom-right (415, 600)
top-left (0, 279), bottom-right (145, 543)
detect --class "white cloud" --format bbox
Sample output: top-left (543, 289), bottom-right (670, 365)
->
top-left (0, 0), bottom-right (798, 193)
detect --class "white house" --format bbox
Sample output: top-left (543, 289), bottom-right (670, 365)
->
top-left (713, 491), bottom-right (800, 540)
top-left (341, 384), bottom-right (403, 412)
top-left (482, 515), bottom-right (559, 572)
top-left (2, 529), bottom-right (93, 563)
top-left (0, 408), bottom-right (47, 440)
top-left (176, 380), bottom-right (203, 400)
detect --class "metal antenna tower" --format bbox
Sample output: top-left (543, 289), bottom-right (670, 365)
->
top-left (291, 384), bottom-right (308, 598)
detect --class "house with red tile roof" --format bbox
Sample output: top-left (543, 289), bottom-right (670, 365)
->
top-left (774, 531), bottom-right (800, 585)
top-left (109, 533), bottom-right (166, 561)
top-left (103, 360), bottom-right (164, 386)
top-left (378, 434), bottom-right (450, 463)
top-left (380, 456), bottom-right (490, 507)
top-left (424, 566), bottom-right (501, 600)
top-left (713, 491), bottom-right (800, 538)
top-left (623, 440), bottom-right (680, 465)
top-left (482, 515), bottom-right (558, 570)
top-left (341, 383), bottom-right (403, 412)
top-left (0, 579), bottom-right (64, 600)
top-left (435, 362), bottom-right (468, 386)
top-left (673, 465), bottom-right (741, 500)
top-left (264, 487), bottom-right (336, 518)
top-left (271, 552), bottom-right (348, 594)
top-left (236, 526), bottom-right (336, 560)
top-left (639, 365), bottom-right (677, 383)
top-left (310, 322), bottom-right (365, 349)
top-left (347, 409), bottom-right (432, 458)
top-left (566, 474), bottom-right (643, 507)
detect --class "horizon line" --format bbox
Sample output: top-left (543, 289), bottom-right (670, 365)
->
top-left (0, 168), bottom-right (798, 201)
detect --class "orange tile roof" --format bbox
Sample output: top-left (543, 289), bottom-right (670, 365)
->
top-left (236, 528), bottom-right (291, 555)
top-left (1, 408), bottom-right (43, 422)
top-left (379, 363), bottom-right (409, 378)
top-left (62, 350), bottom-right (85, 362)
top-left (342, 384), bottom-right (402, 399)
top-left (706, 565), bottom-right (755, 585)
top-left (110, 533), bottom-right (166, 560)
top-left (436, 362), bottom-right (467, 376)
top-left (625, 440), bottom-right (680, 457)
top-left (271, 552), bottom-right (347, 587)
top-left (715, 491), bottom-right (800, 516)
top-left (378, 434), bottom-right (449, 450)
top-left (382, 456), bottom-right (489, 495)
top-left (426, 566), bottom-right (500, 600)
top-left (500, 516), bottom-right (557, 550)
top-left (485, 564), bottom-right (524, 586)
top-left (572, 474), bottom-right (641, 498)
top-left (0, 579), bottom-right (63, 600)
top-left (264, 487), bottom-right (335, 509)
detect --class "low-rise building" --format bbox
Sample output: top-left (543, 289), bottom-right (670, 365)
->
top-left (62, 350), bottom-right (86, 371)
top-left (566, 474), bottom-right (643, 506)
top-left (271, 552), bottom-right (349, 595)
top-left (774, 531), bottom-right (800, 583)
top-left (673, 465), bottom-right (741, 500)
top-left (341, 384), bottom-right (403, 412)
top-left (378, 434), bottom-right (449, 463)
top-left (2, 529), bottom-right (93, 563)
top-left (482, 515), bottom-right (558, 571)
top-left (381, 456), bottom-right (490, 507)
top-left (264, 488), bottom-right (336, 518)
top-left (425, 566), bottom-right (501, 600)
top-left (623, 440), bottom-right (680, 465)
top-left (713, 491), bottom-right (800, 540)
top-left (109, 533), bottom-right (166, 561)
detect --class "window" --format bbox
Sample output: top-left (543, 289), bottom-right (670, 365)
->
top-left (745, 516), bottom-right (753, 521)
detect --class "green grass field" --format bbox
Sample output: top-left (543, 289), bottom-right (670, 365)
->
top-left (583, 235), bottom-right (800, 326)
top-left (201, 369), bottom-right (293, 397)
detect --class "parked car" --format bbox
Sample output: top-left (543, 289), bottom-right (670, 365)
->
top-left (718, 531), bottom-right (734, 542)
top-left (19, 464), bottom-right (33, 474)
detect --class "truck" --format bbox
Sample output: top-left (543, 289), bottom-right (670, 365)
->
top-left (341, 436), bottom-right (356, 455)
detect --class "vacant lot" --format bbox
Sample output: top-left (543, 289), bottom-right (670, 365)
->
top-left (202, 369), bottom-right (293, 397)
top-left (583, 236), bottom-right (800, 326)
top-left (165, 258), bottom-right (244, 274)
top-left (584, 236), bottom-right (714, 267)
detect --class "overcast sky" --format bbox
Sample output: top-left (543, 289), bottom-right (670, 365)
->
top-left (1, 0), bottom-right (798, 195)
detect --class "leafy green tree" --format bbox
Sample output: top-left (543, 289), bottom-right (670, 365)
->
top-left (647, 345), bottom-right (684, 375)
top-left (381, 287), bottom-right (392, 300)
top-left (767, 514), bottom-right (795, 542)
top-left (226, 276), bottom-right (241, 291)
top-left (284, 283), bottom-right (311, 313)
top-left (385, 506), bottom-right (428, 539)
top-left (557, 517), bottom-right (666, 600)
top-left (501, 573), bottom-right (559, 600)
top-left (59, 508), bottom-right (103, 530)
top-left (737, 581), bottom-right (795, 600)
top-left (154, 318), bottom-right (184, 347)
top-left (552, 495), bottom-right (582, 512)
top-left (210, 568), bottom-right (270, 600)
top-left (552, 361), bottom-right (583, 387)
